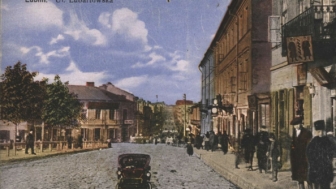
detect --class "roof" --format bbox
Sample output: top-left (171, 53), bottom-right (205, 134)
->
top-left (67, 85), bottom-right (117, 101)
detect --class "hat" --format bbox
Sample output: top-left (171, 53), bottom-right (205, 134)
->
top-left (290, 117), bottom-right (302, 125)
top-left (269, 133), bottom-right (276, 139)
top-left (314, 120), bottom-right (325, 130)
top-left (327, 131), bottom-right (334, 135)
top-left (260, 125), bottom-right (268, 132)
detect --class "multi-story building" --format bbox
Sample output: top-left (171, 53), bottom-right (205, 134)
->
top-left (99, 82), bottom-right (137, 141)
top-left (68, 82), bottom-right (121, 142)
top-left (270, 0), bottom-right (336, 169)
top-left (188, 103), bottom-right (201, 136)
top-left (199, 49), bottom-right (216, 135)
top-left (202, 0), bottom-right (272, 141)
top-left (174, 99), bottom-right (194, 137)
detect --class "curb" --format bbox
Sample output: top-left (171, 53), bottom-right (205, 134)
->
top-left (0, 147), bottom-right (108, 165)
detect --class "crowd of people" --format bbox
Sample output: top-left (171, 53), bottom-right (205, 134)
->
top-left (190, 117), bottom-right (336, 188)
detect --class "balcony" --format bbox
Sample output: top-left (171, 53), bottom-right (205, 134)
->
top-left (282, 5), bottom-right (336, 57)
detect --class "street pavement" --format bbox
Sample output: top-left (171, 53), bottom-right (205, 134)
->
top-left (1, 144), bottom-right (335, 189)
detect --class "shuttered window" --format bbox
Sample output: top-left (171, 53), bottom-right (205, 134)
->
top-left (303, 86), bottom-right (312, 130)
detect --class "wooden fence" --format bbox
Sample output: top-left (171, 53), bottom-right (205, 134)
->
top-left (0, 141), bottom-right (108, 157)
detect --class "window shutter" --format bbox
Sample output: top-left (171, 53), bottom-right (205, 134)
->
top-left (283, 89), bottom-right (288, 130)
top-left (271, 91), bottom-right (278, 135)
top-left (303, 86), bottom-right (312, 129)
top-left (288, 88), bottom-right (294, 135)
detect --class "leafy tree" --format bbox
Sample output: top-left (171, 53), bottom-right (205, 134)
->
top-left (0, 62), bottom-right (44, 136)
top-left (42, 75), bottom-right (82, 140)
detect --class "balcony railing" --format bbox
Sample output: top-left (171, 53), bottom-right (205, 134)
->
top-left (282, 5), bottom-right (336, 56)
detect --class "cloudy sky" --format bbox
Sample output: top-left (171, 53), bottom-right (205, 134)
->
top-left (1, 0), bottom-right (229, 105)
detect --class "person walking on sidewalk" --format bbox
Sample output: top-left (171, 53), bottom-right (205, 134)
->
top-left (204, 132), bottom-right (210, 151)
top-left (241, 129), bottom-right (255, 170)
top-left (25, 129), bottom-right (36, 155)
top-left (256, 126), bottom-right (269, 173)
top-left (290, 117), bottom-right (312, 189)
top-left (306, 120), bottom-right (334, 189)
top-left (267, 133), bottom-right (282, 182)
top-left (221, 131), bottom-right (230, 154)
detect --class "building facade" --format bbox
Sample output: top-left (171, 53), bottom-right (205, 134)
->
top-left (199, 49), bottom-right (216, 135)
top-left (270, 0), bottom-right (336, 168)
top-left (201, 0), bottom-right (272, 143)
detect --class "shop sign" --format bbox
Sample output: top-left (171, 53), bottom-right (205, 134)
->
top-left (286, 35), bottom-right (314, 64)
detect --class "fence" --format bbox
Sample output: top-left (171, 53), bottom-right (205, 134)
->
top-left (0, 141), bottom-right (108, 157)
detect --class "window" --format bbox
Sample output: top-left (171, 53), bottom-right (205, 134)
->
top-left (95, 109), bottom-right (101, 119)
top-left (239, 72), bottom-right (248, 91)
top-left (260, 104), bottom-right (270, 127)
top-left (94, 128), bottom-right (100, 141)
top-left (230, 76), bottom-right (236, 93)
top-left (109, 109), bottom-right (115, 120)
top-left (81, 109), bottom-right (87, 120)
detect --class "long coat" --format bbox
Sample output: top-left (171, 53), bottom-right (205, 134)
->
top-left (290, 127), bottom-right (312, 182)
top-left (221, 133), bottom-right (230, 154)
top-left (306, 136), bottom-right (334, 184)
top-left (26, 133), bottom-right (34, 146)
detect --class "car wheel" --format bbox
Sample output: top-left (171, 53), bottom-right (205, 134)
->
top-left (115, 183), bottom-right (121, 189)
top-left (146, 182), bottom-right (152, 189)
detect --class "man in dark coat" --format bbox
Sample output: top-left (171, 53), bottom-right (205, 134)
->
top-left (209, 130), bottom-right (216, 152)
top-left (267, 133), bottom-right (282, 182)
top-left (25, 129), bottom-right (36, 155)
top-left (241, 129), bottom-right (255, 170)
top-left (256, 126), bottom-right (269, 173)
top-left (307, 120), bottom-right (334, 189)
top-left (221, 131), bottom-right (230, 154)
top-left (186, 142), bottom-right (193, 156)
top-left (290, 117), bottom-right (312, 189)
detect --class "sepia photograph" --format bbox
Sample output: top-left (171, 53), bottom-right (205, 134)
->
top-left (1, 0), bottom-right (336, 188)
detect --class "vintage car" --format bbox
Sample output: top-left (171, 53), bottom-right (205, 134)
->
top-left (116, 153), bottom-right (152, 189)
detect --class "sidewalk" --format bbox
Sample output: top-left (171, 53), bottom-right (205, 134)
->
top-left (0, 147), bottom-right (106, 165)
top-left (194, 148), bottom-right (336, 189)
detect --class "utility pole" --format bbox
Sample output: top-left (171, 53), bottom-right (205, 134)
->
top-left (183, 93), bottom-right (186, 137)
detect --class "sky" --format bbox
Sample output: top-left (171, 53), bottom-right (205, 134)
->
top-left (1, 0), bottom-right (229, 105)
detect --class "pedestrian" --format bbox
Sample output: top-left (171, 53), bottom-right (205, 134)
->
top-left (78, 134), bottom-right (83, 149)
top-left (256, 126), bottom-right (269, 173)
top-left (209, 130), bottom-right (218, 152)
top-left (194, 133), bottom-right (202, 149)
top-left (241, 129), bottom-right (255, 170)
top-left (233, 134), bottom-right (241, 169)
top-left (290, 117), bottom-right (312, 189)
top-left (306, 120), bottom-right (334, 189)
top-left (25, 129), bottom-right (36, 155)
top-left (221, 131), bottom-right (230, 154)
top-left (186, 142), bottom-right (193, 156)
top-left (204, 132), bottom-right (210, 151)
top-left (267, 133), bottom-right (282, 182)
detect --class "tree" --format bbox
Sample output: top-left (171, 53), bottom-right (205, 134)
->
top-left (0, 62), bottom-right (44, 136)
top-left (42, 75), bottom-right (82, 140)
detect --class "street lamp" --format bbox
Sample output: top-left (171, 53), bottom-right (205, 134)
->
top-left (183, 93), bottom-right (186, 137)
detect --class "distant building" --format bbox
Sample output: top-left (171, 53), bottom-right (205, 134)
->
top-left (174, 100), bottom-right (193, 137)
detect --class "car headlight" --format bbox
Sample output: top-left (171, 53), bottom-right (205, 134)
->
top-left (146, 172), bottom-right (151, 177)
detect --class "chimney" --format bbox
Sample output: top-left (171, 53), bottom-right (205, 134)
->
top-left (86, 82), bottom-right (95, 87)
